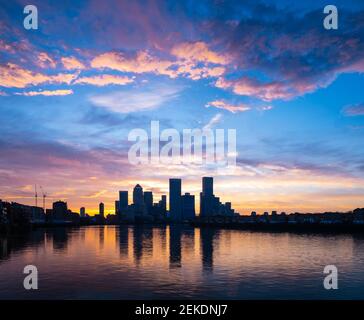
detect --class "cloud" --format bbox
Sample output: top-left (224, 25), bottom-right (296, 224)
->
top-left (0, 39), bottom-right (14, 53)
top-left (61, 56), bottom-right (86, 70)
top-left (91, 47), bottom-right (227, 81)
top-left (82, 108), bottom-right (153, 128)
top-left (81, 189), bottom-right (108, 199)
top-left (37, 52), bottom-right (57, 69)
top-left (1, 1), bottom-right (363, 102)
top-left (74, 74), bottom-right (134, 86)
top-left (0, 63), bottom-right (78, 88)
top-left (0, 136), bottom-right (133, 205)
top-left (16, 89), bottom-right (74, 96)
top-left (208, 4), bottom-right (364, 101)
top-left (203, 113), bottom-right (223, 130)
top-left (91, 51), bottom-right (176, 77)
top-left (259, 105), bottom-right (273, 111)
top-left (171, 41), bottom-right (229, 65)
top-left (206, 100), bottom-right (251, 113)
top-left (216, 77), bottom-right (301, 101)
top-left (343, 103), bottom-right (364, 116)
top-left (89, 84), bottom-right (183, 113)
top-left (175, 62), bottom-right (225, 80)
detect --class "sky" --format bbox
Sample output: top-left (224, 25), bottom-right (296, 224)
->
top-left (0, 0), bottom-right (364, 215)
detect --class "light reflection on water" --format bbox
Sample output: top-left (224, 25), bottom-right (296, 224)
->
top-left (1, 225), bottom-right (364, 299)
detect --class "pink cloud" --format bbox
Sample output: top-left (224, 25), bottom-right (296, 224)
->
top-left (61, 56), bottom-right (86, 70)
top-left (0, 39), bottom-right (14, 53)
top-left (91, 51), bottom-right (176, 77)
top-left (171, 41), bottom-right (229, 65)
top-left (215, 77), bottom-right (295, 101)
top-left (214, 76), bottom-right (327, 102)
top-left (175, 62), bottom-right (225, 80)
top-left (50, 73), bottom-right (78, 85)
top-left (37, 52), bottom-right (57, 69)
top-left (74, 74), bottom-right (134, 86)
top-left (16, 89), bottom-right (74, 96)
top-left (91, 49), bottom-right (227, 80)
top-left (0, 63), bottom-right (78, 88)
top-left (206, 100), bottom-right (251, 113)
top-left (343, 103), bottom-right (364, 116)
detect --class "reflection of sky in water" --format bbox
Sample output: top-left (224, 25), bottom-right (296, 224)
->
top-left (0, 226), bottom-right (364, 299)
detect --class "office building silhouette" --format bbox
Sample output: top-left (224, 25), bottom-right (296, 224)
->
top-left (119, 191), bottom-right (128, 212)
top-left (132, 184), bottom-right (148, 220)
top-left (99, 202), bottom-right (105, 218)
top-left (115, 201), bottom-right (120, 215)
top-left (133, 184), bottom-right (144, 206)
top-left (169, 178), bottom-right (182, 221)
top-left (182, 193), bottom-right (196, 220)
top-left (203, 177), bottom-right (213, 196)
top-left (200, 177), bottom-right (214, 217)
top-left (144, 191), bottom-right (153, 215)
top-left (53, 201), bottom-right (68, 221)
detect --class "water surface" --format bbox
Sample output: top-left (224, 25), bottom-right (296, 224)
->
top-left (1, 225), bottom-right (364, 299)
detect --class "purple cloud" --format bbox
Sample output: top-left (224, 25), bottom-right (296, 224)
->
top-left (343, 103), bottom-right (364, 116)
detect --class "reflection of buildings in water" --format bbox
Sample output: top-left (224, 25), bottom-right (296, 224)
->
top-left (143, 227), bottom-right (153, 259)
top-left (158, 226), bottom-right (167, 254)
top-left (29, 229), bottom-right (47, 255)
top-left (169, 225), bottom-right (182, 268)
top-left (79, 227), bottom-right (86, 243)
top-left (182, 226), bottom-right (195, 248)
top-left (99, 226), bottom-right (105, 249)
top-left (45, 229), bottom-right (53, 250)
top-left (151, 226), bottom-right (167, 261)
top-left (132, 226), bottom-right (154, 265)
top-left (117, 225), bottom-right (129, 257)
top-left (51, 227), bottom-right (70, 252)
top-left (133, 226), bottom-right (144, 264)
top-left (0, 229), bottom-right (46, 261)
top-left (200, 228), bottom-right (216, 271)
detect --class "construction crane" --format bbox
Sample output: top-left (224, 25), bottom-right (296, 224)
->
top-left (39, 186), bottom-right (47, 211)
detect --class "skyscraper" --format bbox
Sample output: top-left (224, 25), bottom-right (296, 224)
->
top-left (182, 193), bottom-right (195, 220)
top-left (133, 184), bottom-right (144, 205)
top-left (80, 207), bottom-right (86, 218)
top-left (169, 178), bottom-right (182, 221)
top-left (202, 177), bottom-right (213, 196)
top-left (115, 201), bottom-right (120, 215)
top-left (143, 191), bottom-right (153, 215)
top-left (119, 191), bottom-right (128, 212)
top-left (99, 202), bottom-right (105, 217)
top-left (200, 177), bottom-right (214, 217)
top-left (160, 195), bottom-right (167, 215)
top-left (132, 184), bottom-right (147, 219)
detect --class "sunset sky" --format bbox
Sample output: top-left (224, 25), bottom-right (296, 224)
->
top-left (1, 0), bottom-right (364, 215)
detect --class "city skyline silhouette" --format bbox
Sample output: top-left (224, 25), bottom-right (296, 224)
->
top-left (1, 1), bottom-right (364, 215)
top-left (1, 0), bottom-right (364, 304)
